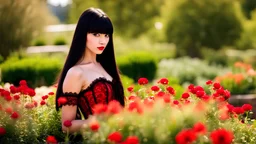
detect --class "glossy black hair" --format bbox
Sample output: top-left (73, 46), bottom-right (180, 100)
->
top-left (55, 8), bottom-right (125, 111)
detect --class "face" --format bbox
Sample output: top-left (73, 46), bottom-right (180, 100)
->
top-left (86, 33), bottom-right (110, 54)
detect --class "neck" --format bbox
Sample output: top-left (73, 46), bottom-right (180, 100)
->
top-left (79, 47), bottom-right (98, 64)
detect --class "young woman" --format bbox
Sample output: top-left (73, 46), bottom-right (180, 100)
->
top-left (55, 8), bottom-right (125, 133)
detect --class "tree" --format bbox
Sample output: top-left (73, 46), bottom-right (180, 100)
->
top-left (163, 0), bottom-right (243, 58)
top-left (240, 0), bottom-right (256, 19)
top-left (0, 0), bottom-right (54, 59)
top-left (68, 0), bottom-right (164, 38)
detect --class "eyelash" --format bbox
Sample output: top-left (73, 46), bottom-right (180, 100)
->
top-left (92, 33), bottom-right (109, 38)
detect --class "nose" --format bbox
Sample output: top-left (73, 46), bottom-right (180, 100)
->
top-left (99, 35), bottom-right (108, 44)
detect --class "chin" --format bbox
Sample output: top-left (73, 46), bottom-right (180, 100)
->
top-left (96, 51), bottom-right (104, 55)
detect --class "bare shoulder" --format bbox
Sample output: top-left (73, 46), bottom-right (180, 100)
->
top-left (62, 67), bottom-right (84, 93)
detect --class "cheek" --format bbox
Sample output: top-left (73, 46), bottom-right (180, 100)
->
top-left (87, 37), bottom-right (97, 47)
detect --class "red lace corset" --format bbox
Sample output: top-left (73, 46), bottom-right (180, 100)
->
top-left (60, 77), bottom-right (115, 119)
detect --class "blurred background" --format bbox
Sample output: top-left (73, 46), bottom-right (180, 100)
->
top-left (0, 0), bottom-right (255, 96)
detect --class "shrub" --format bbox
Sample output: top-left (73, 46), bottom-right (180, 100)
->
top-left (215, 62), bottom-right (256, 94)
top-left (0, 57), bottom-right (62, 87)
top-left (157, 57), bottom-right (229, 85)
top-left (32, 38), bottom-right (47, 46)
top-left (117, 52), bottom-right (157, 82)
top-left (0, 80), bottom-right (65, 143)
top-left (53, 37), bottom-right (67, 45)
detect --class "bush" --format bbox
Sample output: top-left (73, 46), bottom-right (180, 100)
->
top-left (163, 0), bottom-right (243, 57)
top-left (0, 57), bottom-right (62, 87)
top-left (117, 52), bottom-right (157, 82)
top-left (32, 38), bottom-right (47, 46)
top-left (53, 37), bottom-right (67, 45)
top-left (215, 62), bottom-right (256, 94)
top-left (157, 57), bottom-right (230, 85)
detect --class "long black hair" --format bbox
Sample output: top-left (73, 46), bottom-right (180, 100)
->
top-left (55, 8), bottom-right (125, 111)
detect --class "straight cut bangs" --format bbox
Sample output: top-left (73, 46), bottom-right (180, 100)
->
top-left (87, 16), bottom-right (113, 34)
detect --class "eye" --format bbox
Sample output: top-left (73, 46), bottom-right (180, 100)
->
top-left (92, 33), bottom-right (100, 37)
top-left (105, 34), bottom-right (109, 38)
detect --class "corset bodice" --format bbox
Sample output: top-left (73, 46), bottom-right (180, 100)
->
top-left (60, 77), bottom-right (115, 119)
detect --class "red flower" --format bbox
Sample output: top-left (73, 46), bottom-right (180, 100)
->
top-left (46, 135), bottom-right (57, 144)
top-left (193, 122), bottom-right (207, 134)
top-left (128, 101), bottom-right (143, 114)
top-left (163, 94), bottom-right (171, 103)
top-left (48, 92), bottom-right (55, 95)
top-left (107, 131), bottom-right (123, 143)
top-left (63, 120), bottom-right (72, 127)
top-left (143, 98), bottom-right (154, 107)
top-left (10, 85), bottom-right (17, 94)
top-left (25, 102), bottom-right (34, 109)
top-left (2, 90), bottom-right (10, 97)
top-left (27, 88), bottom-right (36, 97)
top-left (158, 78), bottom-right (169, 85)
top-left (5, 95), bottom-right (12, 101)
top-left (232, 107), bottom-right (245, 115)
top-left (223, 90), bottom-right (230, 100)
top-left (122, 136), bottom-right (139, 144)
top-left (182, 92), bottom-right (190, 99)
top-left (13, 95), bottom-right (20, 100)
top-left (107, 100), bottom-right (123, 114)
top-left (151, 85), bottom-right (160, 92)
top-left (58, 97), bottom-right (68, 106)
top-left (242, 104), bottom-right (252, 111)
top-left (173, 100), bottom-right (179, 105)
top-left (128, 95), bottom-right (138, 101)
top-left (175, 129), bottom-right (197, 144)
top-left (90, 121), bottom-right (100, 132)
top-left (127, 86), bottom-right (134, 92)
top-left (188, 84), bottom-right (194, 90)
top-left (156, 91), bottom-right (165, 97)
top-left (206, 80), bottom-right (213, 85)
top-left (19, 80), bottom-right (27, 86)
top-left (213, 82), bottom-right (221, 89)
top-left (138, 78), bottom-right (148, 85)
top-left (40, 100), bottom-right (46, 105)
top-left (0, 127), bottom-right (6, 136)
top-left (210, 129), bottom-right (234, 144)
top-left (5, 107), bottom-right (13, 114)
top-left (196, 90), bottom-right (205, 98)
top-left (166, 86), bottom-right (175, 95)
top-left (11, 111), bottom-right (19, 119)
top-left (42, 95), bottom-right (49, 100)
top-left (226, 104), bottom-right (234, 112)
top-left (93, 103), bottom-right (108, 115)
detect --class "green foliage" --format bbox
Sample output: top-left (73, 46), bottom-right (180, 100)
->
top-left (68, 0), bottom-right (164, 38)
top-left (240, 0), bottom-right (256, 19)
top-left (0, 57), bottom-right (62, 87)
top-left (117, 52), bottom-right (157, 82)
top-left (0, 0), bottom-right (57, 59)
top-left (236, 10), bottom-right (256, 50)
top-left (53, 37), bottom-right (67, 45)
top-left (114, 36), bottom-right (176, 61)
top-left (32, 38), bottom-right (47, 46)
top-left (0, 84), bottom-right (65, 143)
top-left (157, 57), bottom-right (230, 85)
top-left (163, 0), bottom-right (243, 57)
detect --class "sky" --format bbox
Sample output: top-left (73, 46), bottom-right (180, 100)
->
top-left (47, 0), bottom-right (72, 7)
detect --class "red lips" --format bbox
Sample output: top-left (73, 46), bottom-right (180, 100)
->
top-left (97, 46), bottom-right (105, 51)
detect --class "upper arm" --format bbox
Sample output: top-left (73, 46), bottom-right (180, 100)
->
top-left (61, 67), bottom-right (84, 124)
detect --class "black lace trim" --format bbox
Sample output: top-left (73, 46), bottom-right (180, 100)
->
top-left (62, 92), bottom-right (80, 96)
top-left (80, 77), bottom-right (114, 94)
